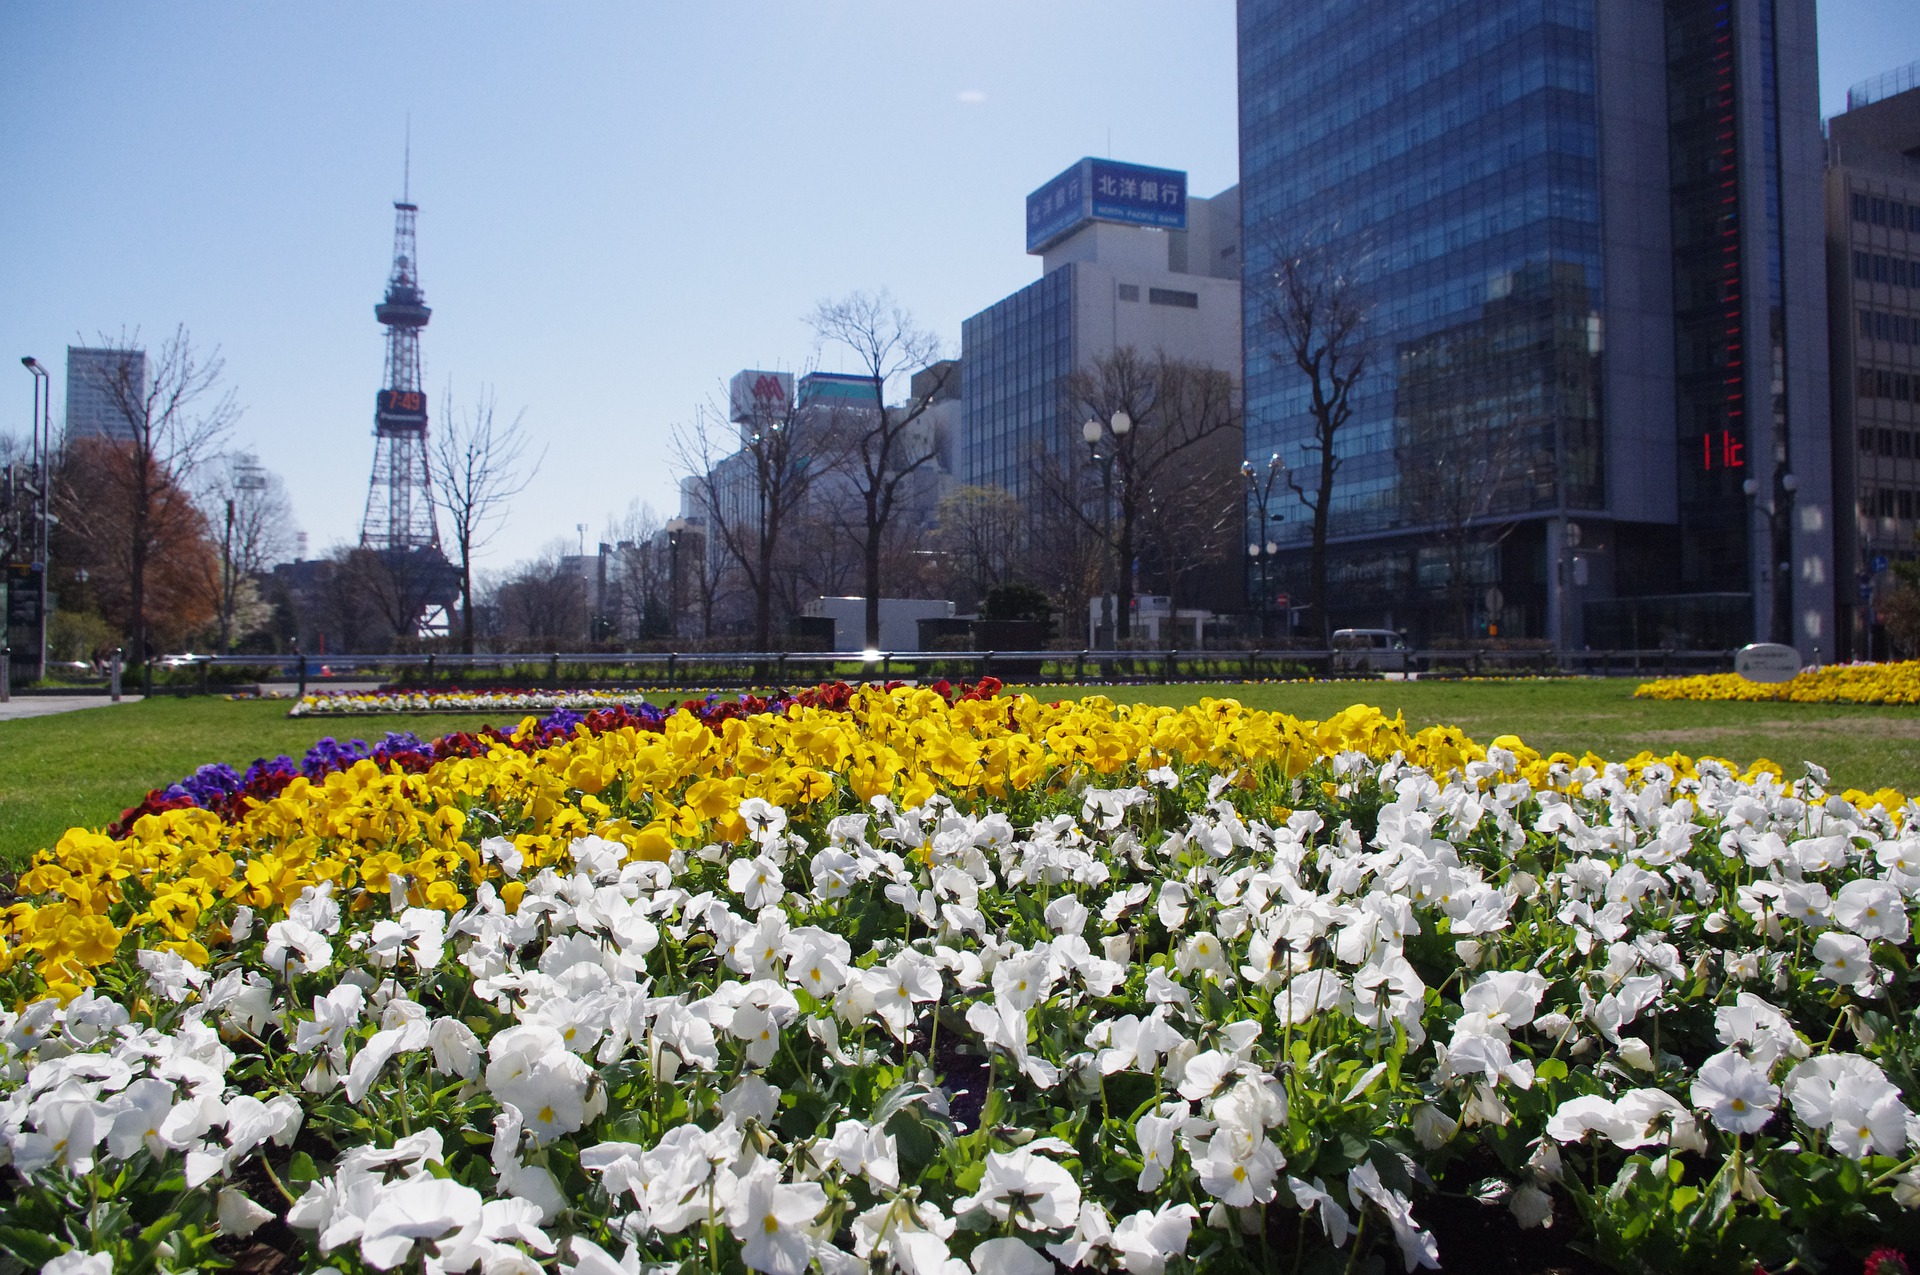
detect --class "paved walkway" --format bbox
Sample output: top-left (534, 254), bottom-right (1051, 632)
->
top-left (0, 694), bottom-right (144, 722)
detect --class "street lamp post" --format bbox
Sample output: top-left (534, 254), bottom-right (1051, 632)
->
top-left (20, 357), bottom-right (50, 684)
top-left (1744, 468), bottom-right (1799, 647)
top-left (664, 518), bottom-right (687, 641)
top-left (1082, 411), bottom-right (1132, 647)
top-left (1242, 453), bottom-right (1287, 642)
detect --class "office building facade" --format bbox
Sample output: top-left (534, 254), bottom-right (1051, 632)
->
top-left (1239, 0), bottom-right (1832, 653)
top-left (1826, 66), bottom-right (1920, 659)
top-left (65, 346), bottom-right (147, 442)
top-left (961, 161), bottom-right (1243, 499)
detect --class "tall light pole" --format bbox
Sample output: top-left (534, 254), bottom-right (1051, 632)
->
top-left (20, 357), bottom-right (50, 683)
top-left (664, 517), bottom-right (687, 641)
top-left (1744, 468), bottom-right (1799, 647)
top-left (1081, 410), bottom-right (1132, 646)
top-left (1243, 453), bottom-right (1287, 642)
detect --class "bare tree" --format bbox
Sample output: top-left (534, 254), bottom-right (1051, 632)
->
top-left (433, 388), bottom-right (543, 653)
top-left (485, 543), bottom-right (588, 647)
top-left (603, 501), bottom-right (671, 640)
top-left (1397, 412), bottom-right (1543, 639)
top-left (1260, 229), bottom-right (1372, 644)
top-left (808, 291), bottom-right (949, 648)
top-left (673, 390), bottom-right (828, 650)
top-left (1046, 350), bottom-right (1243, 641)
top-left (932, 484), bottom-right (1025, 612)
top-left (81, 326), bottom-right (240, 666)
top-left (199, 452), bottom-right (297, 650)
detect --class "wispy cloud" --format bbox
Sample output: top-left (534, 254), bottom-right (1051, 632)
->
top-left (956, 89), bottom-right (987, 105)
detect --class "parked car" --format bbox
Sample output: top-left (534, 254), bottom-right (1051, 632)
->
top-left (1331, 628), bottom-right (1418, 674)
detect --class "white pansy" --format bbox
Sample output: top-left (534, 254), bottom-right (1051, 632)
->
top-left (954, 1147), bottom-right (1081, 1229)
top-left (43, 1253), bottom-right (113, 1275)
top-left (1109, 1202), bottom-right (1198, 1275)
top-left (1813, 931), bottom-right (1877, 989)
top-left (1286, 1175), bottom-right (1353, 1246)
top-left (971, 1236), bottom-right (1054, 1275)
top-left (728, 1161), bottom-right (826, 1275)
top-left (1348, 1161), bottom-right (1440, 1272)
top-left (1833, 879), bottom-right (1909, 943)
top-left (1691, 1050), bottom-right (1779, 1134)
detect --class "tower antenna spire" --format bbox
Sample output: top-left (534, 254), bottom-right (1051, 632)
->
top-left (403, 115), bottom-right (411, 204)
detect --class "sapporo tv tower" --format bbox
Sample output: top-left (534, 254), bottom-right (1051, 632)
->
top-left (358, 147), bottom-right (455, 633)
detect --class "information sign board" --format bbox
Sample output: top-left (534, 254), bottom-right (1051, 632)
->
top-left (1734, 642), bottom-right (1801, 683)
top-left (1026, 158), bottom-right (1188, 253)
top-left (376, 389), bottom-right (428, 430)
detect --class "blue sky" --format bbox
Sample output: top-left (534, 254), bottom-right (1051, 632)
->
top-left (1, 2), bottom-right (1914, 572)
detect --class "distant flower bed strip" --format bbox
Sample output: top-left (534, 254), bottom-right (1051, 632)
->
top-left (1635, 659), bottom-right (1920, 705)
top-left (291, 688), bottom-right (650, 717)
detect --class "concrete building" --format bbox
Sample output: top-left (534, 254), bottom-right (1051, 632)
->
top-left (961, 159), bottom-right (1243, 499)
top-left (1826, 63), bottom-right (1920, 659)
top-left (65, 346), bottom-right (146, 442)
top-left (678, 365), bottom-right (962, 636)
top-left (1239, 0), bottom-right (1833, 655)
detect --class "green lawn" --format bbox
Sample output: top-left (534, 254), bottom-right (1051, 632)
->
top-left (4, 679), bottom-right (1918, 870)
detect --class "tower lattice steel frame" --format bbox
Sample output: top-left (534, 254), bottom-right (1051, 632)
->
top-left (359, 178), bottom-right (442, 553)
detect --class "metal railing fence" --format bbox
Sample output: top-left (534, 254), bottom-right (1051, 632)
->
top-left (117, 647), bottom-right (1743, 697)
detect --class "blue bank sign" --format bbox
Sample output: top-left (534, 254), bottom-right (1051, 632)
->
top-left (1025, 158), bottom-right (1187, 253)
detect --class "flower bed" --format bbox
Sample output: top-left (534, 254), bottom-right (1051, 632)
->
top-left (290, 688), bottom-right (655, 717)
top-left (1635, 659), bottom-right (1920, 705)
top-left (4, 683), bottom-right (1919, 1274)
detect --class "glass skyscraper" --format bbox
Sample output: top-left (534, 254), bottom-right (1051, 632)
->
top-left (1239, 0), bottom-right (1831, 653)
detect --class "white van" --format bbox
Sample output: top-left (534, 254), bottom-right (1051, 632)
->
top-left (1331, 628), bottom-right (1415, 673)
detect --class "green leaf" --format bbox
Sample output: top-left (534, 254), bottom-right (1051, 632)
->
top-left (1535, 1058), bottom-right (1568, 1083)
top-left (289, 1151), bottom-right (320, 1182)
top-left (140, 1213), bottom-right (184, 1245)
top-left (1670, 1185), bottom-right (1699, 1211)
top-left (0, 1227), bottom-right (63, 1266)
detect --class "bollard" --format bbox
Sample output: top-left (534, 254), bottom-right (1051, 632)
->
top-left (198, 658), bottom-right (210, 696)
top-left (297, 653), bottom-right (308, 697)
top-left (110, 649), bottom-right (122, 702)
top-left (1, 647), bottom-right (10, 703)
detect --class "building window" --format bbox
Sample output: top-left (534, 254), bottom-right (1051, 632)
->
top-left (1854, 192), bottom-right (1870, 221)
top-left (1117, 284), bottom-right (1140, 302)
top-left (1856, 250), bottom-right (1872, 280)
top-left (1882, 489), bottom-right (1897, 517)
top-left (1898, 374), bottom-right (1913, 402)
top-left (1148, 288), bottom-right (1199, 308)
top-left (1911, 205), bottom-right (1920, 233)
top-left (1883, 428), bottom-right (1897, 455)
top-left (1873, 197), bottom-right (1888, 226)
top-left (1900, 432), bottom-right (1914, 460)
top-left (1903, 491), bottom-right (1915, 520)
top-left (1861, 365), bottom-right (1876, 397)
top-left (1862, 427), bottom-right (1876, 451)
